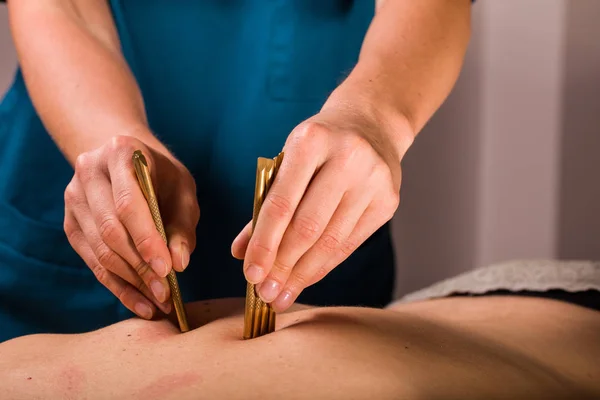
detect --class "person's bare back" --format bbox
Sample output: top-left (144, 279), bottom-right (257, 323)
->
top-left (1, 296), bottom-right (599, 399)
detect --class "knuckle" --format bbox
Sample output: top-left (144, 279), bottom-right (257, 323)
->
top-left (289, 271), bottom-right (311, 290)
top-left (95, 243), bottom-right (119, 269)
top-left (133, 234), bottom-right (155, 257)
top-left (63, 219), bottom-right (80, 244)
top-left (109, 135), bottom-right (135, 153)
top-left (98, 215), bottom-right (121, 244)
top-left (289, 121), bottom-right (327, 151)
top-left (134, 279), bottom-right (146, 293)
top-left (291, 215), bottom-right (322, 241)
top-left (64, 182), bottom-right (78, 205)
top-left (132, 260), bottom-right (152, 277)
top-left (265, 193), bottom-right (293, 219)
top-left (74, 153), bottom-right (97, 183)
top-left (318, 230), bottom-right (343, 252)
top-left (248, 238), bottom-right (274, 259)
top-left (295, 121), bottom-right (326, 141)
top-left (340, 238), bottom-right (359, 257)
top-left (90, 262), bottom-right (109, 285)
top-left (114, 190), bottom-right (135, 222)
top-left (271, 259), bottom-right (294, 277)
top-left (133, 279), bottom-right (147, 295)
top-left (74, 152), bottom-right (92, 172)
top-left (107, 135), bottom-right (138, 165)
top-left (311, 266), bottom-right (330, 284)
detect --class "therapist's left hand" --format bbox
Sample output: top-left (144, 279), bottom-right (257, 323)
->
top-left (231, 104), bottom-right (409, 312)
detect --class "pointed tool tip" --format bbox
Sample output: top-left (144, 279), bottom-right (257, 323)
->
top-left (132, 149), bottom-right (148, 166)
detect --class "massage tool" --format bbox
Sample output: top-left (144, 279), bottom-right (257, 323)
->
top-left (132, 150), bottom-right (190, 332)
top-left (243, 153), bottom-right (284, 339)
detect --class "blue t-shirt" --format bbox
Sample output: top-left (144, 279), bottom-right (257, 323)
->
top-left (0, 0), bottom-right (395, 341)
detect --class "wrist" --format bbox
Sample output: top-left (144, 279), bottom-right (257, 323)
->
top-left (116, 124), bottom-right (177, 161)
top-left (322, 77), bottom-right (415, 162)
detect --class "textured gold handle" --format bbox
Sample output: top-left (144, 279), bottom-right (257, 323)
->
top-left (132, 150), bottom-right (189, 333)
top-left (243, 153), bottom-right (284, 339)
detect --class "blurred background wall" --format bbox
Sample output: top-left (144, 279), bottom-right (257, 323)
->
top-left (1, 1), bottom-right (599, 298)
top-left (393, 0), bottom-right (600, 296)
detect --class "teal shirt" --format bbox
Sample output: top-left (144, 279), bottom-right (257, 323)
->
top-left (0, 1), bottom-right (394, 341)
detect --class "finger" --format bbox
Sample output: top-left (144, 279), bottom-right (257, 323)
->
top-left (257, 161), bottom-right (352, 303)
top-left (167, 230), bottom-right (194, 273)
top-left (107, 142), bottom-right (172, 277)
top-left (69, 187), bottom-right (172, 312)
top-left (163, 189), bottom-right (200, 273)
top-left (78, 161), bottom-right (172, 304)
top-left (271, 189), bottom-right (371, 312)
top-left (313, 202), bottom-right (391, 286)
top-left (302, 172), bottom-right (400, 288)
top-left (64, 211), bottom-right (159, 319)
top-left (244, 127), bottom-right (326, 284)
top-left (77, 208), bottom-right (172, 313)
top-left (231, 221), bottom-right (252, 260)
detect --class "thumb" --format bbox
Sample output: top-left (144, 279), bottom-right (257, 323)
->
top-left (169, 236), bottom-right (192, 273)
top-left (163, 186), bottom-right (200, 273)
top-left (167, 229), bottom-right (195, 273)
top-left (165, 203), bottom-right (199, 273)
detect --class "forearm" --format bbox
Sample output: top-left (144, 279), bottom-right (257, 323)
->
top-left (324, 0), bottom-right (472, 159)
top-left (7, 0), bottom-right (166, 165)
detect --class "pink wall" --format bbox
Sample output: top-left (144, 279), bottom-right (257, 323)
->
top-left (393, 0), bottom-right (600, 295)
top-left (1, 2), bottom-right (598, 298)
top-left (558, 0), bottom-right (600, 261)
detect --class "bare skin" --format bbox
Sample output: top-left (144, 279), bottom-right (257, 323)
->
top-left (1, 296), bottom-right (599, 399)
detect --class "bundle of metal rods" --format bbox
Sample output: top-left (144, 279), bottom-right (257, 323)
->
top-left (243, 153), bottom-right (284, 339)
top-left (132, 150), bottom-right (189, 333)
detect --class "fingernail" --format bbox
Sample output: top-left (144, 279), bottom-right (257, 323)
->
top-left (135, 302), bottom-right (153, 319)
top-left (259, 279), bottom-right (281, 303)
top-left (150, 280), bottom-right (167, 303)
top-left (181, 243), bottom-right (190, 271)
top-left (274, 291), bottom-right (294, 311)
top-left (245, 264), bottom-right (265, 284)
top-left (151, 258), bottom-right (168, 277)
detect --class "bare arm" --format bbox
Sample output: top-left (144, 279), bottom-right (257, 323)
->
top-left (8, 1), bottom-right (201, 318)
top-left (7, 0), bottom-right (167, 164)
top-left (326, 0), bottom-right (472, 157)
top-left (235, 0), bottom-right (473, 309)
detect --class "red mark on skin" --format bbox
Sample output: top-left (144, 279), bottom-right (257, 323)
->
top-left (57, 362), bottom-right (85, 400)
top-left (135, 372), bottom-right (202, 400)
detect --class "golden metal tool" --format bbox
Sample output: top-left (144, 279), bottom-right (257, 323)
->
top-left (132, 150), bottom-right (190, 333)
top-left (243, 153), bottom-right (284, 339)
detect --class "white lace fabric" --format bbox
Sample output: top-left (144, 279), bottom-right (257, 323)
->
top-left (395, 259), bottom-right (600, 304)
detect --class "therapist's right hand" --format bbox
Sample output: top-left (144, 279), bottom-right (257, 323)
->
top-left (63, 135), bottom-right (200, 320)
